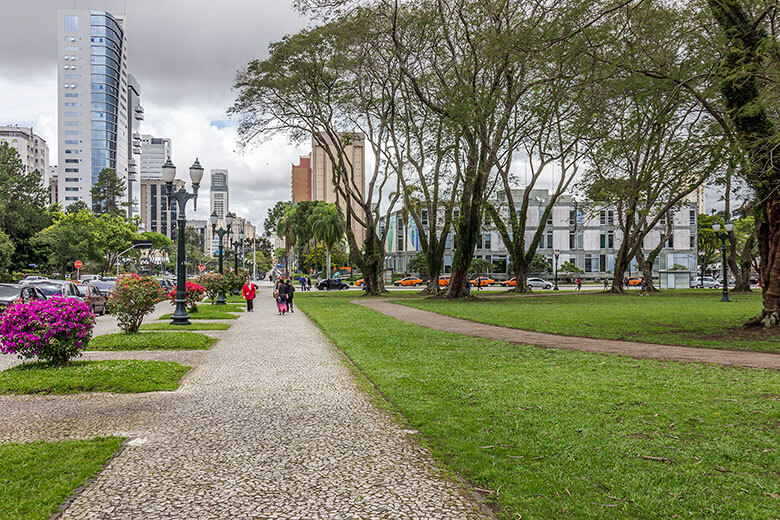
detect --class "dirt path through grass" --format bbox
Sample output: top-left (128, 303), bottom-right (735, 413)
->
top-left (354, 300), bottom-right (780, 370)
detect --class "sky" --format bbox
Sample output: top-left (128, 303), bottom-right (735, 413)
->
top-left (0, 0), bottom-right (729, 234)
top-left (0, 0), bottom-right (311, 232)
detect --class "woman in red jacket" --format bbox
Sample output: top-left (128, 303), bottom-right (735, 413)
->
top-left (242, 278), bottom-right (257, 312)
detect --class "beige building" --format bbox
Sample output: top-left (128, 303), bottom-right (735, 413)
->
top-left (311, 132), bottom-right (366, 244)
top-left (685, 184), bottom-right (707, 215)
top-left (0, 126), bottom-right (49, 178)
top-left (139, 177), bottom-right (183, 238)
top-left (291, 155), bottom-right (312, 203)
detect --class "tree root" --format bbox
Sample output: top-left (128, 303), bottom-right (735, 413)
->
top-left (744, 310), bottom-right (780, 328)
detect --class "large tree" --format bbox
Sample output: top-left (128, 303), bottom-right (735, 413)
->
top-left (90, 168), bottom-right (127, 216)
top-left (0, 142), bottom-right (51, 270)
top-left (309, 203), bottom-right (344, 278)
top-left (34, 208), bottom-right (104, 278)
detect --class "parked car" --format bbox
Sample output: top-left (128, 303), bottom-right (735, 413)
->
top-left (469, 276), bottom-right (495, 287)
top-left (393, 276), bottom-right (424, 287)
top-left (21, 275), bottom-right (48, 283)
top-left (317, 278), bottom-right (350, 291)
top-left (76, 284), bottom-right (108, 314)
top-left (27, 280), bottom-right (84, 301)
top-left (627, 277), bottom-right (643, 286)
top-left (526, 278), bottom-right (553, 289)
top-left (91, 280), bottom-right (117, 297)
top-left (79, 274), bottom-right (103, 282)
top-left (438, 275), bottom-right (451, 287)
top-left (690, 276), bottom-right (720, 289)
top-left (500, 277), bottom-right (517, 287)
top-left (0, 284), bottom-right (48, 313)
top-left (354, 279), bottom-right (364, 286)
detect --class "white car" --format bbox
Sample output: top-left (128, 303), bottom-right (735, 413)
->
top-left (526, 277), bottom-right (553, 290)
top-left (691, 276), bottom-right (720, 289)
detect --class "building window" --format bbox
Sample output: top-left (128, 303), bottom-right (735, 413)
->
top-left (545, 231), bottom-right (553, 249)
top-left (481, 233), bottom-right (491, 250)
top-left (666, 234), bottom-right (674, 248)
top-left (65, 159), bottom-right (79, 164)
top-left (64, 93), bottom-right (79, 98)
top-left (608, 211), bottom-right (614, 225)
top-left (569, 208), bottom-right (576, 224)
top-left (64, 168), bottom-right (79, 172)
top-left (421, 209), bottom-right (429, 227)
top-left (600, 210), bottom-right (606, 225)
top-left (585, 254), bottom-right (594, 272)
top-left (690, 209), bottom-right (696, 225)
top-left (569, 232), bottom-right (576, 249)
top-left (65, 187), bottom-right (79, 192)
top-left (65, 196), bottom-right (79, 201)
top-left (65, 177), bottom-right (79, 182)
top-left (690, 233), bottom-right (696, 248)
top-left (64, 15), bottom-right (78, 32)
top-left (577, 230), bottom-right (584, 249)
top-left (65, 121), bottom-right (78, 126)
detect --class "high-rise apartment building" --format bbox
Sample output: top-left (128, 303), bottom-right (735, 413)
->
top-left (685, 184), bottom-right (707, 215)
top-left (0, 126), bottom-right (49, 177)
top-left (291, 155), bottom-right (312, 203)
top-left (139, 135), bottom-right (172, 178)
top-left (47, 166), bottom-right (59, 205)
top-left (57, 10), bottom-right (129, 210)
top-left (208, 169), bottom-right (230, 255)
top-left (311, 133), bottom-right (365, 244)
top-left (126, 74), bottom-right (142, 217)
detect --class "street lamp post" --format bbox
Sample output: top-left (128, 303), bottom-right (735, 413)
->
top-left (232, 225), bottom-right (244, 274)
top-left (210, 211), bottom-right (233, 305)
top-left (553, 249), bottom-right (560, 291)
top-left (712, 221), bottom-right (733, 303)
top-left (163, 157), bottom-right (203, 326)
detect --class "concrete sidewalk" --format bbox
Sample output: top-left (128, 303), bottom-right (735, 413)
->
top-left (58, 285), bottom-right (489, 519)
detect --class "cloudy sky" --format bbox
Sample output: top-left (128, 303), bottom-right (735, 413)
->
top-left (1, 0), bottom-right (729, 232)
top-left (0, 0), bottom-right (311, 231)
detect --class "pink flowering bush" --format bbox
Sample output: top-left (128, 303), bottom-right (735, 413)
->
top-left (168, 281), bottom-right (205, 312)
top-left (108, 273), bottom-right (166, 333)
top-left (0, 296), bottom-right (95, 365)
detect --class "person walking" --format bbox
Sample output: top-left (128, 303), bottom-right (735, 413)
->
top-left (242, 278), bottom-right (257, 312)
top-left (274, 280), bottom-right (288, 315)
top-left (286, 278), bottom-right (296, 313)
top-left (603, 278), bottom-right (609, 291)
top-left (640, 278), bottom-right (649, 296)
top-left (299, 275), bottom-right (305, 292)
top-left (307, 275), bottom-right (312, 291)
top-left (576, 277), bottom-right (582, 291)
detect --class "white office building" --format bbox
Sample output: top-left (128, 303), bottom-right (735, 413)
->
top-left (0, 125), bottom-right (49, 177)
top-left (57, 10), bottom-right (129, 211)
top-left (127, 73), bottom-right (142, 217)
top-left (208, 169), bottom-right (230, 256)
top-left (139, 135), bottom-right (172, 178)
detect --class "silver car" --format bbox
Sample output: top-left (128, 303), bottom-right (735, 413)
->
top-left (28, 280), bottom-right (85, 301)
top-left (526, 277), bottom-right (553, 290)
top-left (690, 276), bottom-right (720, 289)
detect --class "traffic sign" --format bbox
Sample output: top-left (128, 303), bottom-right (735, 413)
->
top-left (198, 264), bottom-right (205, 272)
top-left (74, 260), bottom-right (83, 269)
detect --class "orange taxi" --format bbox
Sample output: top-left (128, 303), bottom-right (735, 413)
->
top-left (438, 274), bottom-right (451, 287)
top-left (393, 276), bottom-right (424, 287)
top-left (500, 277), bottom-right (517, 287)
top-left (354, 279), bottom-right (364, 286)
top-left (628, 277), bottom-right (643, 286)
top-left (469, 276), bottom-right (495, 287)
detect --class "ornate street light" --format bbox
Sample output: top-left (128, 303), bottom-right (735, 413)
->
top-left (232, 223), bottom-right (245, 274)
top-left (163, 157), bottom-right (203, 325)
top-left (712, 221), bottom-right (733, 302)
top-left (210, 210), bottom-right (233, 305)
top-left (553, 249), bottom-right (560, 291)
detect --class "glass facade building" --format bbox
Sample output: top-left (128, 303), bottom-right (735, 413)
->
top-left (90, 12), bottom-right (124, 188)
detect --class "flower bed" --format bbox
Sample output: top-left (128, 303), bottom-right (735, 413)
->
top-left (0, 296), bottom-right (95, 365)
top-left (168, 281), bottom-right (205, 312)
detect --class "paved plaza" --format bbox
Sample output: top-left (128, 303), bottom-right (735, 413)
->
top-left (1, 288), bottom-right (490, 519)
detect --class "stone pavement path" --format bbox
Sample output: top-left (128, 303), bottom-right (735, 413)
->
top-left (354, 300), bottom-right (780, 371)
top-left (56, 288), bottom-right (490, 519)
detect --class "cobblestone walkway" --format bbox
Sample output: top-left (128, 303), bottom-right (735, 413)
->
top-left (56, 288), bottom-right (489, 519)
top-left (354, 300), bottom-right (780, 370)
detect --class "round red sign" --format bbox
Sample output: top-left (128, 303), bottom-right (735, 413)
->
top-left (74, 260), bottom-right (83, 269)
top-left (198, 264), bottom-right (205, 272)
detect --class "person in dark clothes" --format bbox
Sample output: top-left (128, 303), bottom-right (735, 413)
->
top-left (286, 279), bottom-right (296, 313)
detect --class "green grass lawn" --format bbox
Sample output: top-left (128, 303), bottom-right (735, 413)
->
top-left (158, 307), bottom-right (239, 320)
top-left (397, 290), bottom-right (779, 352)
top-left (87, 332), bottom-right (216, 350)
top-left (0, 437), bottom-right (123, 520)
top-left (297, 292), bottom-right (780, 520)
top-left (0, 360), bottom-right (190, 394)
top-left (140, 322), bottom-right (231, 331)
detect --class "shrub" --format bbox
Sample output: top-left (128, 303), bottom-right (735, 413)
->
top-left (108, 273), bottom-right (166, 333)
top-left (197, 273), bottom-right (228, 304)
top-left (168, 281), bottom-right (205, 312)
top-left (223, 269), bottom-right (249, 295)
top-left (0, 297), bottom-right (95, 365)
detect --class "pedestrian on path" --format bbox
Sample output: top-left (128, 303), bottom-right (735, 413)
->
top-left (242, 278), bottom-right (257, 312)
top-left (640, 278), bottom-right (649, 296)
top-left (286, 279), bottom-right (296, 313)
top-left (307, 275), bottom-right (312, 291)
top-left (576, 277), bottom-right (582, 290)
top-left (274, 280), bottom-right (288, 315)
top-left (603, 278), bottom-right (609, 291)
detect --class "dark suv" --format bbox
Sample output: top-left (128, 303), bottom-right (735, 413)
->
top-left (0, 284), bottom-right (48, 313)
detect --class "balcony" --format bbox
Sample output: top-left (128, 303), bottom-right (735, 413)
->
top-left (128, 158), bottom-right (137, 167)
top-left (128, 164), bottom-right (137, 173)
top-left (132, 139), bottom-right (141, 147)
top-left (132, 147), bottom-right (142, 155)
top-left (132, 132), bottom-right (141, 139)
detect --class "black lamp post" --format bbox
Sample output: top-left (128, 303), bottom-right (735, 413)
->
top-left (231, 217), bottom-right (244, 273)
top-left (553, 249), bottom-right (560, 291)
top-left (713, 221), bottom-right (733, 302)
top-left (163, 157), bottom-right (203, 326)
top-left (210, 211), bottom-right (233, 305)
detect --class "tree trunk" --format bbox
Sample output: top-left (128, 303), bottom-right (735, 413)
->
top-left (326, 246), bottom-right (332, 280)
top-left (635, 250), bottom-right (659, 292)
top-left (611, 242), bottom-right (630, 294)
top-left (358, 233), bottom-right (387, 296)
top-left (512, 258), bottom-right (531, 293)
top-left (746, 206), bottom-right (780, 327)
top-left (420, 250), bottom-right (442, 296)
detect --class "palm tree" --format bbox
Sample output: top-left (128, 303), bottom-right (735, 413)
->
top-left (276, 206), bottom-right (297, 275)
top-left (309, 203), bottom-right (343, 279)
